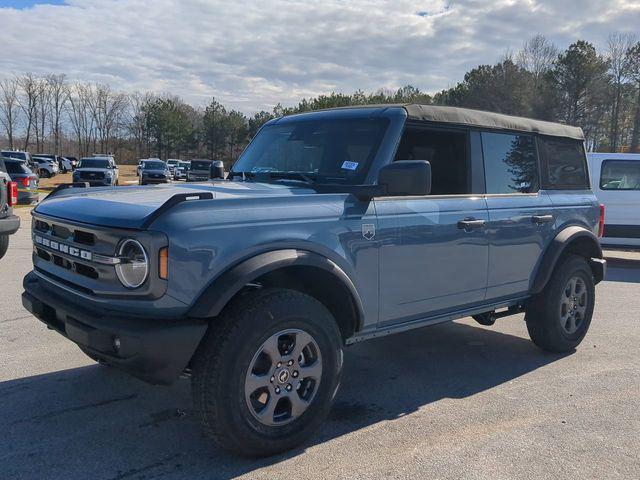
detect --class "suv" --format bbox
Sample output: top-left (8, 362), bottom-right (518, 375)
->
top-left (139, 159), bottom-right (170, 185)
top-left (187, 158), bottom-right (212, 181)
top-left (33, 156), bottom-right (59, 178)
top-left (21, 105), bottom-right (605, 457)
top-left (0, 157), bottom-right (20, 258)
top-left (72, 156), bottom-right (119, 186)
top-left (1, 150), bottom-right (36, 171)
top-left (35, 154), bottom-right (73, 173)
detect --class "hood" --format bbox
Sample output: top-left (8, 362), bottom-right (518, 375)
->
top-left (34, 181), bottom-right (315, 229)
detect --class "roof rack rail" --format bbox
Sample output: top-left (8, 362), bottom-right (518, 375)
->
top-left (141, 192), bottom-right (214, 229)
top-left (43, 182), bottom-right (90, 201)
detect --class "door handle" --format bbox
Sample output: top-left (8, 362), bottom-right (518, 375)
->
top-left (457, 218), bottom-right (486, 231)
top-left (532, 214), bottom-right (554, 225)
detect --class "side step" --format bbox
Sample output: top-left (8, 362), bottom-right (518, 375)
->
top-left (473, 304), bottom-right (525, 326)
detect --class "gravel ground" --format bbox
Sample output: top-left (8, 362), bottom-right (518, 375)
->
top-left (1, 222), bottom-right (639, 480)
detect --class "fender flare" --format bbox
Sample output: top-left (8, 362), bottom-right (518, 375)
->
top-left (188, 249), bottom-right (365, 327)
top-left (529, 226), bottom-right (604, 294)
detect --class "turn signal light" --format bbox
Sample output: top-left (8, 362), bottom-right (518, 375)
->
top-left (598, 204), bottom-right (605, 238)
top-left (8, 181), bottom-right (18, 206)
top-left (159, 247), bottom-right (168, 280)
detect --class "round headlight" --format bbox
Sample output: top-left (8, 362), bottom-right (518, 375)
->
top-left (115, 239), bottom-right (148, 288)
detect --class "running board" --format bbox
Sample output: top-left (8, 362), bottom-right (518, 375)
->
top-left (345, 297), bottom-right (528, 345)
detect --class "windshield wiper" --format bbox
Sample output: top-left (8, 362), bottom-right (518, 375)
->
top-left (228, 171), bottom-right (316, 185)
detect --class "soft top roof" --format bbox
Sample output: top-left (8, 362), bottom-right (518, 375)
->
top-left (404, 104), bottom-right (584, 140)
top-left (290, 104), bottom-right (584, 141)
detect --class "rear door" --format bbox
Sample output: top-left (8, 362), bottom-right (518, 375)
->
top-left (481, 131), bottom-right (555, 300)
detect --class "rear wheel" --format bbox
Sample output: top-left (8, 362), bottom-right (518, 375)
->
top-left (525, 255), bottom-right (595, 352)
top-left (40, 169), bottom-right (50, 178)
top-left (192, 288), bottom-right (343, 457)
top-left (0, 235), bottom-right (9, 259)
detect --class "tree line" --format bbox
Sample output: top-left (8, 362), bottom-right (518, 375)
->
top-left (1, 34), bottom-right (639, 166)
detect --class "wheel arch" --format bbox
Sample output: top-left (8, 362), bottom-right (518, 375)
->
top-left (188, 249), bottom-right (365, 342)
top-left (530, 226), bottom-right (605, 294)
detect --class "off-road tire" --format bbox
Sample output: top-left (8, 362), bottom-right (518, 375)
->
top-left (0, 235), bottom-right (9, 259)
top-left (191, 288), bottom-right (343, 457)
top-left (525, 254), bottom-right (595, 352)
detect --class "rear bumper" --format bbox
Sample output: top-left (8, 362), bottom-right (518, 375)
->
top-left (0, 214), bottom-right (20, 235)
top-left (22, 271), bottom-right (208, 385)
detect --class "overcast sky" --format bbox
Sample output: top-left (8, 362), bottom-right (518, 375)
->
top-left (0, 0), bottom-right (638, 113)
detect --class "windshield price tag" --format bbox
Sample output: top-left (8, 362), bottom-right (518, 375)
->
top-left (341, 161), bottom-right (359, 171)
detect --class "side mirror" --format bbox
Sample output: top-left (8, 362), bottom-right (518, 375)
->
top-left (377, 160), bottom-right (431, 196)
top-left (210, 160), bottom-right (225, 179)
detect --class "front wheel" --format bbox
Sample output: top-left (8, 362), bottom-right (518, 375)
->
top-left (191, 288), bottom-right (343, 457)
top-left (525, 254), bottom-right (595, 352)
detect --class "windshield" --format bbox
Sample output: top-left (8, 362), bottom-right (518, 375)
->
top-left (191, 160), bottom-right (211, 170)
top-left (143, 161), bottom-right (166, 170)
top-left (232, 118), bottom-right (389, 184)
top-left (78, 158), bottom-right (110, 169)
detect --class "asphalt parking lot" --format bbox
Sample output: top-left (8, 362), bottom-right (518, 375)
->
top-left (2, 217), bottom-right (639, 480)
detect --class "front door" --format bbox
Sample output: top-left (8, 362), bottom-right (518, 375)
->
top-left (376, 196), bottom-right (489, 326)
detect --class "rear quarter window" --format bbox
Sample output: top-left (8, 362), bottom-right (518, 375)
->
top-left (481, 132), bottom-right (539, 194)
top-left (599, 160), bottom-right (640, 190)
top-left (539, 136), bottom-right (589, 189)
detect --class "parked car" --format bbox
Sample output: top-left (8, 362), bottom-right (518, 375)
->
top-left (72, 156), bottom-right (119, 186)
top-left (3, 158), bottom-right (38, 205)
top-left (32, 156), bottom-right (59, 178)
top-left (173, 160), bottom-right (190, 180)
top-left (587, 152), bottom-right (640, 249)
top-left (2, 150), bottom-right (36, 171)
top-left (139, 159), bottom-right (170, 185)
top-left (166, 159), bottom-right (180, 176)
top-left (35, 154), bottom-right (73, 173)
top-left (64, 156), bottom-right (79, 170)
top-left (187, 159), bottom-right (212, 181)
top-left (21, 105), bottom-right (605, 457)
top-left (0, 157), bottom-right (19, 259)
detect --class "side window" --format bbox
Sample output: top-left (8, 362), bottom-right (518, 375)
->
top-left (481, 132), bottom-right (538, 194)
top-left (394, 125), bottom-right (469, 195)
top-left (539, 136), bottom-right (589, 188)
top-left (600, 160), bottom-right (640, 190)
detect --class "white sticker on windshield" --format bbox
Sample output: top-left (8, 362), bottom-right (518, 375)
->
top-left (341, 161), bottom-right (359, 171)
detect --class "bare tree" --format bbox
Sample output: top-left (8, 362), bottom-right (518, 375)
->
top-left (0, 78), bottom-right (20, 150)
top-left (627, 42), bottom-right (640, 152)
top-left (607, 33), bottom-right (636, 151)
top-left (517, 34), bottom-right (559, 83)
top-left (126, 91), bottom-right (154, 158)
top-left (33, 76), bottom-right (52, 153)
top-left (86, 84), bottom-right (128, 154)
top-left (67, 82), bottom-right (97, 157)
top-left (47, 74), bottom-right (68, 155)
top-left (16, 73), bottom-right (39, 150)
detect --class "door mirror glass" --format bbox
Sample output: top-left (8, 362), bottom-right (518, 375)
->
top-left (378, 160), bottom-right (431, 196)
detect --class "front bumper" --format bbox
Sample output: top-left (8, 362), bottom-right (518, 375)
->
top-left (0, 214), bottom-right (20, 235)
top-left (22, 271), bottom-right (208, 385)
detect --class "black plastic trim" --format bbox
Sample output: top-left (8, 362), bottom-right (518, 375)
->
top-left (188, 249), bottom-right (365, 331)
top-left (140, 192), bottom-right (213, 229)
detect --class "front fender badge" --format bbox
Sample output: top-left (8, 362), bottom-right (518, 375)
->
top-left (362, 224), bottom-right (375, 240)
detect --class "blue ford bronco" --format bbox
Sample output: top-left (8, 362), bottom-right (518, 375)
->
top-left (22, 105), bottom-right (606, 456)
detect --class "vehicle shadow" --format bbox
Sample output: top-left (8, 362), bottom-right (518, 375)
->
top-left (1, 320), bottom-right (567, 480)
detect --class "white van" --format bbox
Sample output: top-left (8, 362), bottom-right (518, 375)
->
top-left (587, 152), bottom-right (640, 249)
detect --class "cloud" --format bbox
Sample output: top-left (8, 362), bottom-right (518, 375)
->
top-left (0, 0), bottom-right (637, 113)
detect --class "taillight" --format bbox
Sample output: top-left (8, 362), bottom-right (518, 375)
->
top-left (598, 203), bottom-right (605, 238)
top-left (20, 177), bottom-right (30, 187)
top-left (8, 181), bottom-right (18, 206)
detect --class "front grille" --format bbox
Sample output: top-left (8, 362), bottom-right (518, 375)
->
top-left (36, 220), bottom-right (95, 246)
top-left (79, 171), bottom-right (104, 180)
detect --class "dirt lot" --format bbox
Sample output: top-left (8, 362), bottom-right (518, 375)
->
top-left (37, 164), bottom-right (140, 190)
